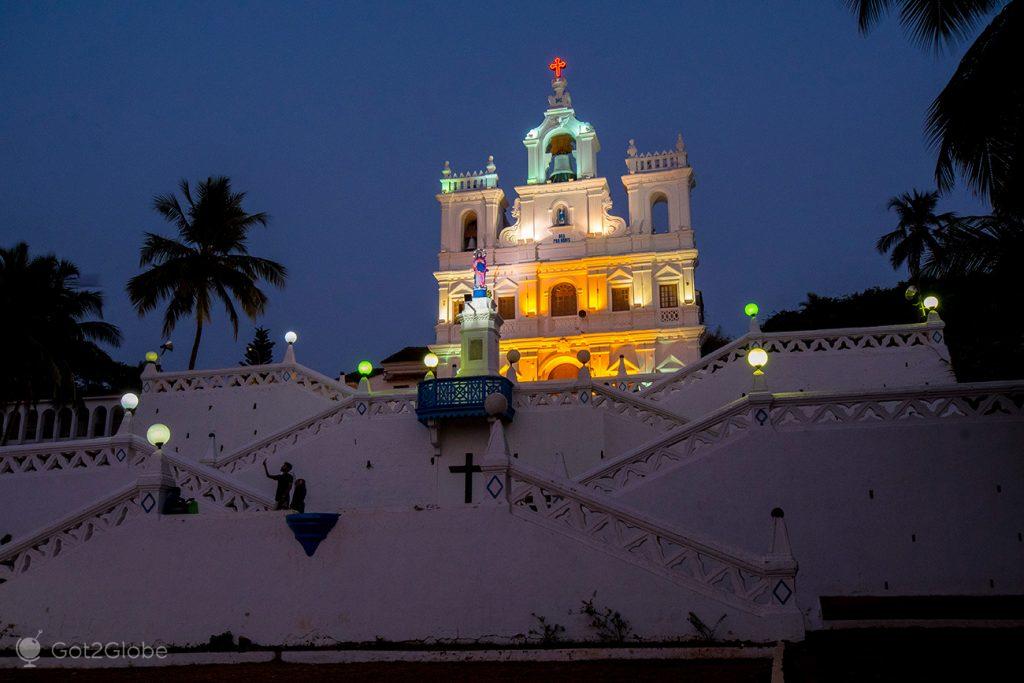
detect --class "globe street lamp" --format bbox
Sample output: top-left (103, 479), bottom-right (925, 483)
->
top-left (423, 352), bottom-right (439, 380)
top-left (146, 423), bottom-right (171, 449)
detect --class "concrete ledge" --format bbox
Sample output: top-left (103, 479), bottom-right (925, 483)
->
top-left (0, 651), bottom-right (276, 669)
top-left (0, 646), bottom-right (775, 669)
top-left (282, 645), bottom-right (774, 664)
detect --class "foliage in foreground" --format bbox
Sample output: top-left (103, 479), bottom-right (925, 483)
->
top-left (762, 276), bottom-right (1024, 382)
top-left (0, 242), bottom-right (126, 409)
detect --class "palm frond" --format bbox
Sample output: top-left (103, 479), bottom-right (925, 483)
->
top-left (898, 0), bottom-right (1001, 51)
top-left (846, 0), bottom-right (898, 32)
top-left (926, 1), bottom-right (1022, 211)
top-left (77, 321), bottom-right (123, 347)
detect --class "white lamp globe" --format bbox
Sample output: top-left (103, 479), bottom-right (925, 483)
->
top-left (922, 295), bottom-right (939, 312)
top-left (146, 423), bottom-right (171, 448)
top-left (284, 331), bottom-right (298, 344)
top-left (746, 347), bottom-right (768, 370)
top-left (120, 392), bottom-right (139, 412)
top-left (424, 352), bottom-right (439, 369)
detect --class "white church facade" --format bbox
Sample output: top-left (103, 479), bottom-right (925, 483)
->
top-left (1, 60), bottom-right (1022, 654)
top-left (431, 62), bottom-right (702, 381)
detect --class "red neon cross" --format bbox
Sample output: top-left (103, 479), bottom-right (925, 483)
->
top-left (548, 56), bottom-right (566, 79)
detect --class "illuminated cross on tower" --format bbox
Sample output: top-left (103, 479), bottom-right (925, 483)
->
top-left (548, 56), bottom-right (566, 79)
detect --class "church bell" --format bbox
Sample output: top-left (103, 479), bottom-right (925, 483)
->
top-left (548, 153), bottom-right (576, 183)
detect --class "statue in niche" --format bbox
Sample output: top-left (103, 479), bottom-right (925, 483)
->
top-left (472, 249), bottom-right (487, 293)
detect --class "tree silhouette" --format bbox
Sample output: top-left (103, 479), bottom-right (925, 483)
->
top-left (127, 177), bottom-right (287, 369)
top-left (242, 327), bottom-right (276, 365)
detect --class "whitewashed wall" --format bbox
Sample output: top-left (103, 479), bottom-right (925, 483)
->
top-left (0, 507), bottom-right (800, 646)
top-left (132, 382), bottom-right (333, 462)
top-left (616, 410), bottom-right (1024, 629)
top-left (644, 324), bottom-right (953, 419)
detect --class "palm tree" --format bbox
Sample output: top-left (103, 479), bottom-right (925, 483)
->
top-left (846, 1), bottom-right (1023, 215)
top-left (0, 242), bottom-right (122, 411)
top-left (127, 177), bottom-right (287, 370)
top-left (922, 211), bottom-right (1024, 279)
top-left (876, 189), bottom-right (954, 278)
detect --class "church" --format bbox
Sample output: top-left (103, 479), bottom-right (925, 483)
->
top-left (1, 59), bottom-right (1021, 656)
top-left (430, 56), bottom-right (701, 382)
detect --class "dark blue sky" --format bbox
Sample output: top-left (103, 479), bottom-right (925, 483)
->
top-left (0, 1), bottom-right (986, 374)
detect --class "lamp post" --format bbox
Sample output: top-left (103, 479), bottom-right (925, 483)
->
top-left (922, 295), bottom-right (940, 322)
top-left (138, 423), bottom-right (174, 514)
top-left (505, 349), bottom-right (520, 384)
top-left (424, 352), bottom-right (439, 380)
top-left (746, 347), bottom-right (768, 392)
top-left (284, 330), bottom-right (298, 363)
top-left (117, 392), bottom-right (139, 435)
top-left (745, 301), bottom-right (761, 333)
top-left (357, 360), bottom-right (373, 394)
top-left (146, 423), bottom-right (170, 450)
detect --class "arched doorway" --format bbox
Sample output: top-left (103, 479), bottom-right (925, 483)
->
top-left (547, 363), bottom-right (579, 380)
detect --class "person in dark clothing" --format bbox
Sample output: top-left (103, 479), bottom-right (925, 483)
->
top-left (263, 461), bottom-right (294, 510)
top-left (291, 479), bottom-right (307, 514)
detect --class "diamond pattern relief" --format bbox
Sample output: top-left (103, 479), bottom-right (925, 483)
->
top-left (773, 579), bottom-right (792, 605)
top-left (486, 475), bottom-right (504, 499)
top-left (140, 492), bottom-right (156, 513)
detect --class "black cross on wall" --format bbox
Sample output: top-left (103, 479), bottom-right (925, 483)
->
top-left (449, 452), bottom-right (481, 504)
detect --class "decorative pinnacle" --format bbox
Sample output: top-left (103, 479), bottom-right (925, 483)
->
top-left (486, 155), bottom-right (496, 174)
top-left (442, 160), bottom-right (451, 177)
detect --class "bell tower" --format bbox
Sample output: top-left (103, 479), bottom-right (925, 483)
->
top-left (523, 57), bottom-right (600, 185)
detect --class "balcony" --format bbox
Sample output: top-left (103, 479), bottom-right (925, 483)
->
top-left (416, 376), bottom-right (515, 424)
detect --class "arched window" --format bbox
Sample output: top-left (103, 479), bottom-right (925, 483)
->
top-left (651, 194), bottom-right (670, 234)
top-left (111, 406), bottom-right (125, 434)
top-left (24, 410), bottom-right (38, 440)
top-left (4, 411), bottom-right (20, 441)
top-left (75, 408), bottom-right (90, 438)
top-left (462, 212), bottom-right (478, 251)
top-left (550, 283), bottom-right (578, 317)
top-left (58, 407), bottom-right (73, 438)
top-left (91, 405), bottom-right (107, 437)
top-left (41, 410), bottom-right (55, 439)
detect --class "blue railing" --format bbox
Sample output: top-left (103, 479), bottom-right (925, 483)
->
top-left (416, 376), bottom-right (515, 424)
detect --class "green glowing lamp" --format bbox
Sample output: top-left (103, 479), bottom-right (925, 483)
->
top-left (357, 360), bottom-right (373, 376)
top-left (145, 351), bottom-right (159, 363)
top-left (744, 302), bottom-right (759, 318)
top-left (146, 423), bottom-right (171, 448)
